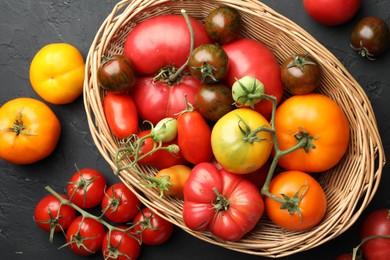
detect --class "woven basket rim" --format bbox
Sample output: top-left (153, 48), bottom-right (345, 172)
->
top-left (83, 0), bottom-right (386, 257)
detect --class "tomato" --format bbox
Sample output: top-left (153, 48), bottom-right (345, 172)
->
top-left (65, 216), bottom-right (105, 256)
top-left (280, 54), bottom-right (321, 95)
top-left (303, 0), bottom-right (361, 26)
top-left (222, 38), bottom-right (283, 119)
top-left (274, 93), bottom-right (350, 172)
top-left (183, 162), bottom-right (264, 241)
top-left (133, 207), bottom-right (174, 245)
top-left (177, 107), bottom-right (213, 165)
top-left (211, 108), bottom-right (273, 174)
top-left (155, 165), bottom-right (192, 198)
top-left (97, 54), bottom-right (136, 93)
top-left (0, 97), bottom-right (61, 164)
top-left (350, 17), bottom-right (390, 59)
top-left (29, 43), bottom-right (85, 104)
top-left (67, 168), bottom-right (107, 209)
top-left (103, 92), bottom-right (138, 139)
top-left (336, 253), bottom-right (353, 260)
top-left (194, 83), bottom-right (234, 122)
top-left (264, 170), bottom-right (327, 231)
top-left (102, 227), bottom-right (141, 260)
top-left (124, 14), bottom-right (211, 75)
top-left (34, 194), bottom-right (76, 241)
top-left (205, 6), bottom-right (242, 44)
top-left (101, 183), bottom-right (142, 223)
top-left (188, 44), bottom-right (229, 84)
top-left (360, 209), bottom-right (390, 260)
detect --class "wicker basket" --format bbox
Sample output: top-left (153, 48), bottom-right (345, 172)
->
top-left (84, 0), bottom-right (385, 257)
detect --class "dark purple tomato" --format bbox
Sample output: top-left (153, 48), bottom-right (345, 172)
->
top-left (350, 17), bottom-right (390, 59)
top-left (97, 54), bottom-right (136, 92)
top-left (194, 83), bottom-right (234, 121)
top-left (280, 54), bottom-right (321, 95)
top-left (188, 44), bottom-right (229, 84)
top-left (205, 6), bottom-right (242, 44)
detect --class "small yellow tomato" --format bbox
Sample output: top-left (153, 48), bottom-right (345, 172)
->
top-left (29, 43), bottom-right (85, 104)
top-left (155, 165), bottom-right (192, 198)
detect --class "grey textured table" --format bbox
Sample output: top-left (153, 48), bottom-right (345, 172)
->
top-left (0, 1), bottom-right (389, 259)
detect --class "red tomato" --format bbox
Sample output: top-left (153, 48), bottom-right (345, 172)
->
top-left (124, 14), bottom-right (211, 75)
top-left (34, 194), bottom-right (76, 237)
top-left (222, 38), bottom-right (283, 119)
top-left (360, 209), bottom-right (390, 260)
top-left (177, 108), bottom-right (213, 165)
top-left (101, 183), bottom-right (142, 223)
top-left (103, 92), bottom-right (138, 139)
top-left (66, 216), bottom-right (105, 256)
top-left (336, 254), bottom-right (353, 260)
top-left (102, 227), bottom-right (141, 260)
top-left (183, 162), bottom-right (264, 241)
top-left (133, 207), bottom-right (174, 245)
top-left (67, 168), bottom-right (107, 209)
top-left (303, 0), bottom-right (361, 26)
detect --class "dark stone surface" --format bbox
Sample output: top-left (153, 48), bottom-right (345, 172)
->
top-left (0, 0), bottom-right (389, 259)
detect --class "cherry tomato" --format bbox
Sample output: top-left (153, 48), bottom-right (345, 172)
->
top-left (155, 164), bottom-right (192, 198)
top-left (222, 38), bottom-right (283, 119)
top-left (133, 207), bottom-right (174, 245)
top-left (360, 209), bottom-right (390, 260)
top-left (280, 54), bottom-right (321, 95)
top-left (102, 227), bottom-right (141, 260)
top-left (103, 92), bottom-right (138, 139)
top-left (303, 0), bottom-right (361, 26)
top-left (66, 216), bottom-right (105, 256)
top-left (97, 54), bottom-right (136, 93)
top-left (29, 43), bottom-right (85, 104)
top-left (177, 107), bottom-right (213, 165)
top-left (67, 168), bottom-right (107, 209)
top-left (204, 6), bottom-right (242, 44)
top-left (195, 83), bottom-right (234, 122)
top-left (274, 93), bottom-right (350, 172)
top-left (350, 17), bottom-right (390, 59)
top-left (34, 194), bottom-right (76, 239)
top-left (101, 183), bottom-right (142, 223)
top-left (188, 44), bottom-right (229, 84)
top-left (264, 170), bottom-right (327, 231)
top-left (0, 97), bottom-right (61, 164)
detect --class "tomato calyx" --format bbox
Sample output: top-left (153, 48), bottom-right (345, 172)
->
top-left (287, 53), bottom-right (316, 71)
top-left (33, 207), bottom-right (66, 243)
top-left (212, 187), bottom-right (230, 212)
top-left (103, 236), bottom-right (127, 260)
top-left (101, 186), bottom-right (123, 215)
top-left (59, 220), bottom-right (97, 254)
top-left (68, 169), bottom-right (99, 207)
top-left (232, 76), bottom-right (265, 109)
top-left (279, 183), bottom-right (308, 218)
top-left (350, 41), bottom-right (375, 60)
top-left (191, 60), bottom-right (217, 83)
top-left (5, 111), bottom-right (35, 136)
top-left (293, 129), bottom-right (317, 153)
top-left (237, 114), bottom-right (270, 144)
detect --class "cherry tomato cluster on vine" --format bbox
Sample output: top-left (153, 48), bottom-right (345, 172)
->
top-left (34, 167), bottom-right (174, 259)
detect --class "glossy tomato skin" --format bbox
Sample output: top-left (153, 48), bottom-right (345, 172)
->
top-left (211, 108), bottom-right (273, 174)
top-left (133, 208), bottom-right (174, 245)
top-left (264, 170), bottom-right (327, 231)
top-left (222, 38), bottom-right (283, 119)
top-left (188, 44), bottom-right (229, 84)
top-left (66, 216), bottom-right (105, 256)
top-left (274, 93), bottom-right (350, 172)
top-left (132, 75), bottom-right (201, 125)
top-left (155, 164), bottom-right (192, 198)
top-left (97, 55), bottom-right (136, 93)
top-left (195, 83), bottom-right (234, 122)
top-left (350, 17), bottom-right (390, 59)
top-left (34, 194), bottom-right (76, 233)
top-left (101, 183), bottom-right (142, 223)
top-left (102, 227), bottom-right (141, 260)
top-left (303, 0), bottom-right (361, 26)
top-left (205, 6), bottom-right (241, 44)
top-left (124, 15), bottom-right (211, 75)
top-left (67, 168), bottom-right (107, 209)
top-left (360, 209), bottom-right (390, 260)
top-left (0, 97), bottom-right (61, 164)
top-left (29, 43), bottom-right (85, 104)
top-left (183, 162), bottom-right (264, 241)
top-left (280, 54), bottom-right (321, 95)
top-left (103, 92), bottom-right (138, 139)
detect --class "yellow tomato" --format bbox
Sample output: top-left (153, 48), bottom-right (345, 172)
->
top-left (29, 43), bottom-right (85, 104)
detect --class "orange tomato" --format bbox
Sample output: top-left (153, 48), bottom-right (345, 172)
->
top-left (274, 93), bottom-right (350, 172)
top-left (155, 165), bottom-right (192, 198)
top-left (0, 98), bottom-right (61, 164)
top-left (264, 170), bottom-right (327, 231)
top-left (29, 43), bottom-right (85, 104)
